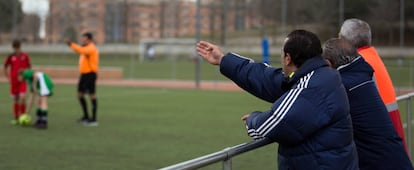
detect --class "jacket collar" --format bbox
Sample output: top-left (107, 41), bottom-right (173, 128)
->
top-left (337, 56), bottom-right (373, 76)
top-left (282, 56), bottom-right (328, 90)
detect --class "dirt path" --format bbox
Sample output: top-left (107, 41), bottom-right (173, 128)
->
top-left (2, 78), bottom-right (413, 94)
top-left (0, 78), bottom-right (242, 91)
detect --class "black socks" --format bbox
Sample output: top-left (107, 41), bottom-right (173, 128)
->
top-left (36, 108), bottom-right (48, 124)
top-left (91, 99), bottom-right (97, 121)
top-left (79, 97), bottom-right (89, 119)
top-left (79, 97), bottom-right (98, 122)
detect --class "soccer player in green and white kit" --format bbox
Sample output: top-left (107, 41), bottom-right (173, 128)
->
top-left (19, 69), bottom-right (53, 129)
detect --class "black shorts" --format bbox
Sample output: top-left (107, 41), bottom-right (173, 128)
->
top-left (78, 72), bottom-right (97, 94)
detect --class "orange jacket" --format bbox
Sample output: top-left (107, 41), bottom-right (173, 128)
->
top-left (70, 42), bottom-right (99, 74)
top-left (358, 46), bottom-right (396, 105)
top-left (358, 46), bottom-right (407, 150)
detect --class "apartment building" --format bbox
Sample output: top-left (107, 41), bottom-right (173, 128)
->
top-left (47, 0), bottom-right (105, 44)
top-left (46, 0), bottom-right (251, 44)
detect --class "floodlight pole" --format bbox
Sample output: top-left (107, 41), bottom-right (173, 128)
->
top-left (281, 0), bottom-right (287, 36)
top-left (339, 0), bottom-right (344, 27)
top-left (220, 0), bottom-right (228, 46)
top-left (399, 0), bottom-right (405, 54)
top-left (195, 0), bottom-right (201, 88)
top-left (400, 0), bottom-right (408, 86)
top-left (11, 0), bottom-right (18, 39)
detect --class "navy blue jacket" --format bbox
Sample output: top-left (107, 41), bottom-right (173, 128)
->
top-left (338, 57), bottom-right (413, 170)
top-left (220, 53), bottom-right (359, 170)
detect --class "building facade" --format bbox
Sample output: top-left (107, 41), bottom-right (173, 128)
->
top-left (47, 0), bottom-right (105, 44)
top-left (46, 0), bottom-right (252, 44)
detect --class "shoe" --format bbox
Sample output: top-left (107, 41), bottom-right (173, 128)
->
top-left (85, 120), bottom-right (98, 127)
top-left (11, 119), bottom-right (18, 125)
top-left (77, 118), bottom-right (89, 125)
top-left (33, 122), bottom-right (47, 129)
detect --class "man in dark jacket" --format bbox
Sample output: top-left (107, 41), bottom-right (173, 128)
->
top-left (322, 38), bottom-right (413, 170)
top-left (196, 30), bottom-right (358, 170)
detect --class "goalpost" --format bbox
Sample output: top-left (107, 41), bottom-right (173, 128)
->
top-left (138, 38), bottom-right (196, 63)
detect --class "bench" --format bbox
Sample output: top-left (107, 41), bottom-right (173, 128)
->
top-left (1, 66), bottom-right (123, 80)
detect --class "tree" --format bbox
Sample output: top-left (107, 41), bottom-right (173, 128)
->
top-left (0, 0), bottom-right (23, 33)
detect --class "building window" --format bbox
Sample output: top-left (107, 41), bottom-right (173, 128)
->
top-left (133, 12), bottom-right (140, 17)
top-left (89, 21), bottom-right (98, 27)
top-left (130, 22), bottom-right (140, 27)
top-left (58, 2), bottom-right (69, 8)
top-left (91, 32), bottom-right (98, 38)
top-left (141, 13), bottom-right (148, 19)
top-left (133, 31), bottom-right (140, 37)
top-left (149, 13), bottom-right (157, 19)
top-left (89, 3), bottom-right (97, 8)
top-left (89, 12), bottom-right (97, 17)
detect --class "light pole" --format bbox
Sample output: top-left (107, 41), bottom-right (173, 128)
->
top-left (195, 0), bottom-right (201, 88)
top-left (339, 0), bottom-right (344, 27)
top-left (220, 0), bottom-right (228, 46)
top-left (281, 0), bottom-right (287, 36)
top-left (400, 0), bottom-right (404, 53)
top-left (12, 0), bottom-right (18, 39)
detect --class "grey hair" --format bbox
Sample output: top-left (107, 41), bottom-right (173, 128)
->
top-left (322, 38), bottom-right (359, 69)
top-left (339, 18), bottom-right (372, 48)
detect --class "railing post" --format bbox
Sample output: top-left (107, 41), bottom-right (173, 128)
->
top-left (223, 158), bottom-right (232, 170)
top-left (407, 97), bottom-right (412, 157)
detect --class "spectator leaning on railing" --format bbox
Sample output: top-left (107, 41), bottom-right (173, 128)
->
top-left (322, 38), bottom-right (413, 170)
top-left (339, 18), bottom-right (408, 151)
top-left (196, 30), bottom-right (358, 170)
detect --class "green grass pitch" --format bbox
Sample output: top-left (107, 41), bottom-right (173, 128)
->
top-left (0, 83), bottom-right (279, 170)
top-left (1, 53), bottom-right (413, 168)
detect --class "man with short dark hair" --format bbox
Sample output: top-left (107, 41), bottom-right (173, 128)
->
top-left (196, 30), bottom-right (358, 169)
top-left (323, 38), bottom-right (412, 170)
top-left (4, 40), bottom-right (31, 124)
top-left (66, 32), bottom-right (99, 126)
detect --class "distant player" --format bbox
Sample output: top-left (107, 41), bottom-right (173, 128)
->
top-left (3, 40), bottom-right (31, 125)
top-left (19, 69), bottom-right (54, 129)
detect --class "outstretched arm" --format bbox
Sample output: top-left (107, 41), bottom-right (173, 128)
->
top-left (196, 41), bottom-right (224, 65)
top-left (68, 43), bottom-right (94, 56)
top-left (26, 73), bottom-right (38, 114)
top-left (26, 91), bottom-right (35, 114)
top-left (196, 41), bottom-right (285, 102)
top-left (220, 53), bottom-right (285, 102)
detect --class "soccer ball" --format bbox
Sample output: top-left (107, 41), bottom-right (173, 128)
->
top-left (18, 114), bottom-right (32, 126)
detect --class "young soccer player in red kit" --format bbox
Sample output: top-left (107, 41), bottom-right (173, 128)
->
top-left (3, 40), bottom-right (31, 125)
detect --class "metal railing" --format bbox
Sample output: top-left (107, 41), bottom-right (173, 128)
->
top-left (160, 138), bottom-right (273, 170)
top-left (161, 93), bottom-right (414, 170)
top-left (396, 92), bottom-right (414, 158)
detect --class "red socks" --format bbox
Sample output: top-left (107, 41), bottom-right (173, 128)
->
top-left (13, 103), bottom-right (26, 119)
top-left (20, 103), bottom-right (26, 114)
top-left (13, 103), bottom-right (19, 119)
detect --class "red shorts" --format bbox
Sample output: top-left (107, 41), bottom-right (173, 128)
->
top-left (10, 81), bottom-right (27, 96)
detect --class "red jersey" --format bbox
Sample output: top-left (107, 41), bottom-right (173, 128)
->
top-left (4, 52), bottom-right (31, 82)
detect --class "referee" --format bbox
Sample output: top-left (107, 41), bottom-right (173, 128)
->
top-left (66, 32), bottom-right (99, 126)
